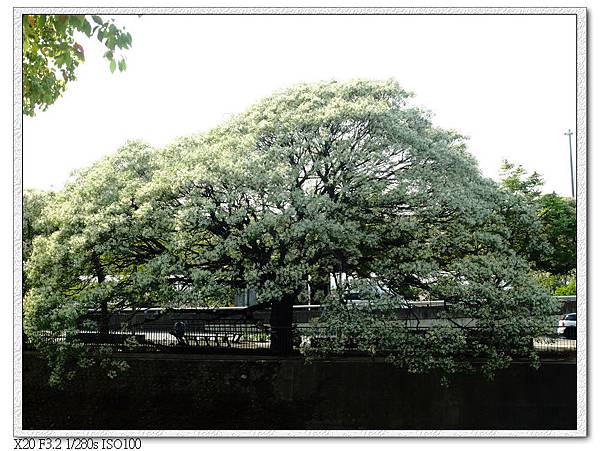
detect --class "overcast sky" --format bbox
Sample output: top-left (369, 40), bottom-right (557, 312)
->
top-left (23, 14), bottom-right (576, 195)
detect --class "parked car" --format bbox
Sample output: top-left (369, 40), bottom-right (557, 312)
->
top-left (557, 313), bottom-right (576, 339)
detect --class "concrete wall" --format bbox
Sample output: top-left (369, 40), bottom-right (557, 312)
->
top-left (22, 352), bottom-right (576, 431)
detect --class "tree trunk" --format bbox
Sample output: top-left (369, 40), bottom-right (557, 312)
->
top-left (269, 293), bottom-right (295, 355)
top-left (92, 252), bottom-right (109, 337)
top-left (99, 300), bottom-right (109, 336)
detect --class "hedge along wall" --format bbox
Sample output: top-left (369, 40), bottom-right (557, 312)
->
top-left (22, 353), bottom-right (576, 430)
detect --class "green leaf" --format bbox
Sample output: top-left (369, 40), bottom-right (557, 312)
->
top-left (54, 17), bottom-right (67, 34)
top-left (68, 16), bottom-right (82, 27)
top-left (109, 59), bottom-right (116, 74)
top-left (91, 15), bottom-right (103, 26)
top-left (81, 19), bottom-right (92, 37)
top-left (54, 53), bottom-right (65, 66)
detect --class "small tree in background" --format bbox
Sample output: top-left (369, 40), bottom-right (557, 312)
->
top-left (499, 160), bottom-right (576, 295)
top-left (22, 14), bottom-right (132, 116)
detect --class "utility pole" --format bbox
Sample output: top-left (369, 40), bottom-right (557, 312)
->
top-left (564, 129), bottom-right (575, 198)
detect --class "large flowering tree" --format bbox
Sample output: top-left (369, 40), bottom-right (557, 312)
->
top-left (24, 80), bottom-right (556, 384)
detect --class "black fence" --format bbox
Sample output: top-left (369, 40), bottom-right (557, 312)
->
top-left (26, 321), bottom-right (273, 354)
top-left (25, 322), bottom-right (576, 356)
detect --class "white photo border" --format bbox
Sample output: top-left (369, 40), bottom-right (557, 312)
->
top-left (13, 6), bottom-right (587, 438)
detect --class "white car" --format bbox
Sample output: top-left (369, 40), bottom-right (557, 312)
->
top-left (557, 313), bottom-right (576, 339)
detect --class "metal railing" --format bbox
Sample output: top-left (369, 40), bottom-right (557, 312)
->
top-left (24, 321), bottom-right (576, 356)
